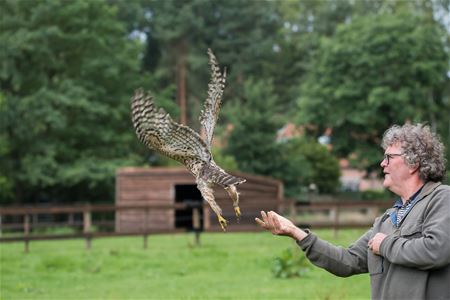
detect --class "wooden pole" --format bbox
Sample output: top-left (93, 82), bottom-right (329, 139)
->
top-left (83, 207), bottom-right (92, 250)
top-left (333, 205), bottom-right (339, 238)
top-left (203, 206), bottom-right (210, 230)
top-left (24, 214), bottom-right (30, 253)
top-left (176, 40), bottom-right (187, 125)
top-left (193, 207), bottom-right (200, 246)
top-left (68, 213), bottom-right (74, 226)
top-left (143, 207), bottom-right (149, 249)
top-left (289, 200), bottom-right (296, 224)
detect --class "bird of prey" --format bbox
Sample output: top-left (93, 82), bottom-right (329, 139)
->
top-left (131, 49), bottom-right (246, 231)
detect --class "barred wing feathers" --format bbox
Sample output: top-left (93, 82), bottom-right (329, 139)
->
top-left (131, 89), bottom-right (211, 163)
top-left (199, 48), bottom-right (226, 150)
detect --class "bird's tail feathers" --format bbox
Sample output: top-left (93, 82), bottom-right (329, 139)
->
top-left (202, 164), bottom-right (246, 187)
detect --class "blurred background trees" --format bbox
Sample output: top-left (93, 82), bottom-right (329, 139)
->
top-left (1, 0), bottom-right (147, 204)
top-left (297, 12), bottom-right (449, 172)
top-left (1, 0), bottom-right (449, 204)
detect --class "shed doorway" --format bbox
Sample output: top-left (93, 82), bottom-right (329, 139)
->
top-left (174, 184), bottom-right (204, 230)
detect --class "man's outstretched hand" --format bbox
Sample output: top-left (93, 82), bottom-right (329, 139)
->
top-left (255, 211), bottom-right (308, 242)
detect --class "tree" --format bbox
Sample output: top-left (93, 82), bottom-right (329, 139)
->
top-left (275, 138), bottom-right (341, 197)
top-left (296, 13), bottom-right (449, 170)
top-left (225, 78), bottom-right (283, 176)
top-left (271, 0), bottom-right (380, 114)
top-left (0, 0), bottom-right (145, 204)
top-left (120, 0), bottom-right (281, 128)
top-left (224, 78), bottom-right (340, 197)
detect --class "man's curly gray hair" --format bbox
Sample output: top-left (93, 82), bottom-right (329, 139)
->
top-left (381, 123), bottom-right (447, 182)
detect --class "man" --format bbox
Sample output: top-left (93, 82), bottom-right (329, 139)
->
top-left (256, 123), bottom-right (450, 300)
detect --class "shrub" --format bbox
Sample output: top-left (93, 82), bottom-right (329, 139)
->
top-left (272, 248), bottom-right (311, 278)
top-left (274, 137), bottom-right (341, 198)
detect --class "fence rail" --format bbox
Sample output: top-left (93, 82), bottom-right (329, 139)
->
top-left (1, 200), bottom-right (393, 252)
top-left (0, 203), bottom-right (205, 252)
top-left (283, 200), bottom-right (392, 236)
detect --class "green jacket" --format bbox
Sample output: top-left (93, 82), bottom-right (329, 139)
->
top-left (297, 181), bottom-right (450, 300)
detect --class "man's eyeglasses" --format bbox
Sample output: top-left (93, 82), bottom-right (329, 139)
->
top-left (382, 153), bottom-right (404, 165)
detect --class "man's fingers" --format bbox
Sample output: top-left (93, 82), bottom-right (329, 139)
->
top-left (271, 213), bottom-right (282, 229)
top-left (268, 211), bottom-right (279, 218)
top-left (267, 211), bottom-right (277, 223)
top-left (255, 217), bottom-right (266, 228)
top-left (260, 211), bottom-right (269, 223)
top-left (265, 211), bottom-right (276, 229)
top-left (268, 211), bottom-right (284, 233)
top-left (257, 211), bottom-right (286, 233)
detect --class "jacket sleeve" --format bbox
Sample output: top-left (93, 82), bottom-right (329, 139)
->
top-left (297, 229), bottom-right (371, 277)
top-left (380, 188), bottom-right (450, 270)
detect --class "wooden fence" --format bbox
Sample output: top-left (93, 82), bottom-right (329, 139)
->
top-left (283, 200), bottom-right (392, 237)
top-left (0, 203), bottom-right (204, 252)
top-left (0, 200), bottom-right (392, 252)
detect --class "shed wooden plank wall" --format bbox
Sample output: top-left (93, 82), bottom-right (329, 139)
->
top-left (115, 167), bottom-right (283, 232)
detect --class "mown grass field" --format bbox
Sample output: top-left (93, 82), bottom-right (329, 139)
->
top-left (0, 229), bottom-right (370, 300)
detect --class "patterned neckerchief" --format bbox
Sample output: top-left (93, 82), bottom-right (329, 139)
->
top-left (391, 185), bottom-right (425, 227)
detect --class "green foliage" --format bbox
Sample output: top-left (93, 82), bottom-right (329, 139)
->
top-left (299, 140), bottom-right (341, 194)
top-left (336, 189), bottom-right (393, 201)
top-left (225, 77), bottom-right (340, 196)
top-left (444, 171), bottom-right (450, 185)
top-left (272, 247), bottom-right (312, 279)
top-left (225, 78), bottom-right (283, 176)
top-left (141, 0), bottom-right (281, 127)
top-left (276, 138), bottom-right (341, 196)
top-left (211, 146), bottom-right (239, 172)
top-left (297, 12), bottom-right (450, 170)
top-left (360, 189), bottom-right (393, 201)
top-left (274, 140), bottom-right (312, 199)
top-left (0, 0), bottom-right (146, 204)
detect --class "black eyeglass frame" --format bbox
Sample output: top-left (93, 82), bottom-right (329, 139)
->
top-left (383, 153), bottom-right (404, 165)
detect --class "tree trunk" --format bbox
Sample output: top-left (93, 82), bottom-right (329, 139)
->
top-left (176, 39), bottom-right (187, 125)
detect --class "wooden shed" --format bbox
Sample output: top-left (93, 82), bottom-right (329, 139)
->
top-left (115, 167), bottom-right (283, 232)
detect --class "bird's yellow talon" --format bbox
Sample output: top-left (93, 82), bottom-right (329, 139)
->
top-left (234, 207), bottom-right (241, 218)
top-left (218, 215), bottom-right (227, 231)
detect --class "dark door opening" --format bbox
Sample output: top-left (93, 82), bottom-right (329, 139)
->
top-left (175, 184), bottom-right (204, 231)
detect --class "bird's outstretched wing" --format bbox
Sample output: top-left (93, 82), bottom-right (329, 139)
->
top-left (131, 89), bottom-right (211, 163)
top-left (199, 48), bottom-right (226, 151)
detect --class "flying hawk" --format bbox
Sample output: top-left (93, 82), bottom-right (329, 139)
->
top-left (131, 49), bottom-right (246, 231)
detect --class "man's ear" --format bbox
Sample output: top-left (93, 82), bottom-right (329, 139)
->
top-left (408, 162), bottom-right (420, 174)
top-left (406, 155), bottom-right (420, 174)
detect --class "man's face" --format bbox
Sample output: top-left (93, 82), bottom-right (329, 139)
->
top-left (380, 144), bottom-right (411, 195)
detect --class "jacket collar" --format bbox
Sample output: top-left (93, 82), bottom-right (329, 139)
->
top-left (415, 181), bottom-right (441, 202)
top-left (388, 181), bottom-right (441, 227)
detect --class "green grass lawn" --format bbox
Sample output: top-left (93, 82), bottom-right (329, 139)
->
top-left (0, 229), bottom-right (370, 300)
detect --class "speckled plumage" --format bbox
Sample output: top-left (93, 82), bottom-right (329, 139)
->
top-left (131, 49), bottom-right (245, 230)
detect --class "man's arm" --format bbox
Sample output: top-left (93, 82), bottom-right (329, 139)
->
top-left (256, 211), bottom-right (370, 277)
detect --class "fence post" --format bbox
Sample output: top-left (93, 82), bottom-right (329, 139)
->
top-left (333, 205), bottom-right (339, 238)
top-left (192, 207), bottom-right (201, 246)
top-left (143, 207), bottom-right (149, 249)
top-left (68, 213), bottom-right (74, 227)
top-left (83, 206), bottom-right (92, 250)
top-left (289, 200), bottom-right (296, 224)
top-left (204, 206), bottom-right (210, 230)
top-left (24, 214), bottom-right (30, 253)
